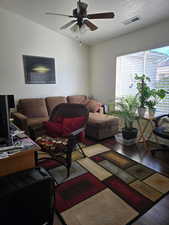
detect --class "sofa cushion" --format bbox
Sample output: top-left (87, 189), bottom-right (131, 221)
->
top-left (67, 95), bottom-right (88, 104)
top-left (18, 98), bottom-right (48, 118)
top-left (46, 96), bottom-right (67, 115)
top-left (88, 113), bottom-right (119, 128)
top-left (86, 99), bottom-right (101, 113)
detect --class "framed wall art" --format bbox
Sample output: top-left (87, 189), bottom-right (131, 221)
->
top-left (23, 55), bottom-right (56, 84)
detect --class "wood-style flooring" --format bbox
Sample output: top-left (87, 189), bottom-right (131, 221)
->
top-left (54, 141), bottom-right (169, 225)
top-left (113, 141), bottom-right (169, 225)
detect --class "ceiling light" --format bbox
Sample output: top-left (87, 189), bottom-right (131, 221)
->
top-left (70, 23), bottom-right (89, 34)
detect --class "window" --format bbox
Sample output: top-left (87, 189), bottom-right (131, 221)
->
top-left (116, 46), bottom-right (169, 115)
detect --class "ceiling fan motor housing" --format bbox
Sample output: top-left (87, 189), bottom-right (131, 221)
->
top-left (73, 4), bottom-right (87, 28)
top-left (73, 8), bottom-right (87, 18)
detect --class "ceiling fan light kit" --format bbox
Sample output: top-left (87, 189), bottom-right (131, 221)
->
top-left (70, 23), bottom-right (88, 33)
top-left (46, 0), bottom-right (115, 33)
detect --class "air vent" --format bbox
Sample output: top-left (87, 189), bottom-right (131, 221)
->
top-left (122, 16), bottom-right (140, 25)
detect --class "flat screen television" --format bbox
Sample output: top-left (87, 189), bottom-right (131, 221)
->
top-left (0, 95), bottom-right (15, 146)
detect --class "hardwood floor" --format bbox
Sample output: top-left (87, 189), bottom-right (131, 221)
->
top-left (112, 141), bottom-right (169, 177)
top-left (54, 140), bottom-right (169, 225)
top-left (112, 141), bottom-right (169, 225)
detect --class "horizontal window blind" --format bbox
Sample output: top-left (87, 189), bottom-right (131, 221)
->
top-left (116, 46), bottom-right (169, 116)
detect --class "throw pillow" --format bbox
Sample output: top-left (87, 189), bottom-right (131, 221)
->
top-left (86, 99), bottom-right (101, 113)
top-left (43, 121), bottom-right (62, 138)
top-left (62, 116), bottom-right (85, 136)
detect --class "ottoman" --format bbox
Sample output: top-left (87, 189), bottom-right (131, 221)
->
top-left (86, 113), bottom-right (120, 140)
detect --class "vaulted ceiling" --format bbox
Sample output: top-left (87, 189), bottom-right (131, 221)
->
top-left (0, 0), bottom-right (169, 45)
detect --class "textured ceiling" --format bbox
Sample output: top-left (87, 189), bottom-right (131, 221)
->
top-left (0, 0), bottom-right (169, 45)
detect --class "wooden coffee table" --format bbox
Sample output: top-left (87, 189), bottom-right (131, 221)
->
top-left (0, 134), bottom-right (40, 177)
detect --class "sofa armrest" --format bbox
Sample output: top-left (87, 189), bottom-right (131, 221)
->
top-left (12, 112), bottom-right (28, 132)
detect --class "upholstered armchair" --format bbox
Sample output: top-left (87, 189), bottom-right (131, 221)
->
top-left (35, 103), bottom-right (89, 177)
top-left (152, 114), bottom-right (169, 154)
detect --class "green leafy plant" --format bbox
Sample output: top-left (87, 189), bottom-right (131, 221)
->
top-left (145, 89), bottom-right (167, 110)
top-left (134, 74), bottom-right (151, 108)
top-left (109, 95), bottom-right (139, 129)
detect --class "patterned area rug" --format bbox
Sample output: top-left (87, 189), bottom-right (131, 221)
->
top-left (47, 143), bottom-right (169, 225)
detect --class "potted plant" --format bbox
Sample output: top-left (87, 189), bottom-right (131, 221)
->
top-left (134, 74), bottom-right (151, 117)
top-left (109, 95), bottom-right (139, 140)
top-left (145, 89), bottom-right (167, 117)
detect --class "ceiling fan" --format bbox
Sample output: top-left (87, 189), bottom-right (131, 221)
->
top-left (46, 0), bottom-right (115, 31)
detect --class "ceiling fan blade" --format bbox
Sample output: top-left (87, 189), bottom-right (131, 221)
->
top-left (87, 12), bottom-right (115, 19)
top-left (83, 20), bottom-right (98, 31)
top-left (45, 12), bottom-right (73, 18)
top-left (60, 20), bottom-right (77, 30)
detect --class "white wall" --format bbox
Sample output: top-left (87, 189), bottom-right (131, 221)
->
top-left (90, 19), bottom-right (169, 103)
top-left (0, 8), bottom-right (89, 101)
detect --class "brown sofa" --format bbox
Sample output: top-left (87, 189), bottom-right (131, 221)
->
top-left (12, 95), bottom-right (119, 140)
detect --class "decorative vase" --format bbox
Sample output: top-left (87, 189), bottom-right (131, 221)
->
top-left (148, 108), bottom-right (156, 118)
top-left (138, 107), bottom-right (146, 117)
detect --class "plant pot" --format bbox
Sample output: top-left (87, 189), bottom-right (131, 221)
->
top-left (138, 107), bottom-right (146, 117)
top-left (148, 108), bottom-right (156, 117)
top-left (115, 133), bottom-right (137, 146)
top-left (122, 128), bottom-right (138, 140)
